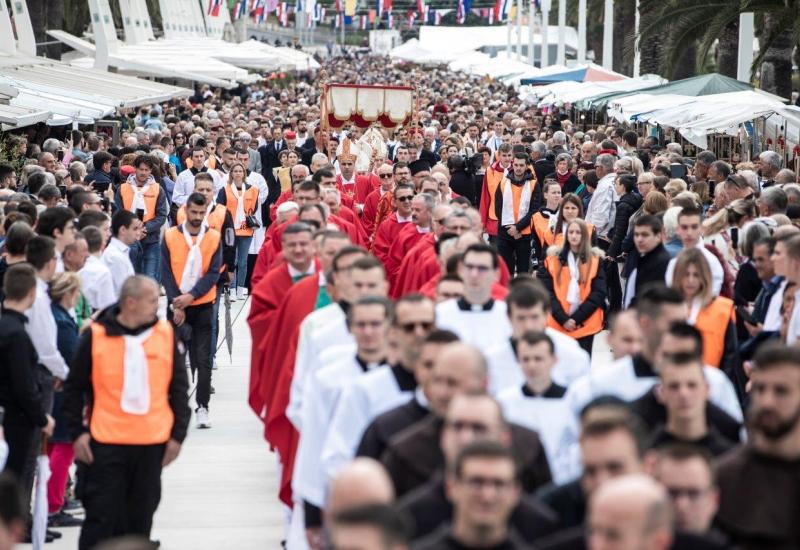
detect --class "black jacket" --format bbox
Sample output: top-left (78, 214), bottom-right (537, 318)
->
top-left (631, 243), bottom-right (672, 305)
top-left (357, 397), bottom-right (429, 460)
top-left (608, 192), bottom-right (643, 258)
top-left (537, 247), bottom-right (607, 328)
top-left (0, 308), bottom-right (48, 429)
top-left (546, 171), bottom-right (582, 196)
top-left (494, 169), bottom-right (541, 236)
top-left (63, 305), bottom-right (191, 444)
top-left (449, 170), bottom-right (478, 206)
top-left (533, 159), bottom-right (555, 187)
top-left (381, 415), bottom-right (552, 498)
top-left (413, 525), bottom-right (530, 550)
top-left (399, 472), bottom-right (559, 542)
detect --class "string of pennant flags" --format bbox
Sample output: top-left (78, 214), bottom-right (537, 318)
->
top-left (217, 0), bottom-right (514, 27)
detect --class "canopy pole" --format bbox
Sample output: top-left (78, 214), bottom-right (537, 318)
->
top-left (540, 0), bottom-right (549, 68)
top-left (516, 0), bottom-right (523, 60)
top-left (632, 0), bottom-right (640, 77)
top-left (602, 0), bottom-right (613, 70)
top-left (577, 0), bottom-right (586, 63)
top-left (528, 0), bottom-right (535, 65)
top-left (556, 0), bottom-right (565, 66)
top-left (737, 12), bottom-right (754, 83)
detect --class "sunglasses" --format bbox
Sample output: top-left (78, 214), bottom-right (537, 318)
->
top-left (398, 321), bottom-right (434, 333)
top-left (378, 173), bottom-right (393, 179)
top-left (396, 195), bottom-right (413, 202)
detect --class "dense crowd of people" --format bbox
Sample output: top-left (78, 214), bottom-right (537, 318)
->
top-left (0, 52), bottom-right (799, 550)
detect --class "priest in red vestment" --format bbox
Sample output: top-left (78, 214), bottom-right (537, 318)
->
top-left (335, 138), bottom-right (377, 208)
top-left (247, 222), bottom-right (316, 416)
top-left (371, 162), bottom-right (413, 234)
top-left (385, 193), bottom-right (434, 282)
top-left (251, 203), bottom-right (301, 288)
top-left (371, 183), bottom-right (414, 264)
top-left (362, 163), bottom-right (396, 237)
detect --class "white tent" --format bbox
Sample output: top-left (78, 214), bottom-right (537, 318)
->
top-left (389, 38), bottom-right (464, 64)
top-left (521, 74), bottom-right (667, 108)
top-left (419, 25), bottom-right (579, 55)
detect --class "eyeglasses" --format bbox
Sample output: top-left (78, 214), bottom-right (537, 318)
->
top-left (396, 195), bottom-right (413, 202)
top-left (463, 263), bottom-right (492, 273)
top-left (461, 475), bottom-right (516, 492)
top-left (398, 320), bottom-right (434, 333)
top-left (378, 173), bottom-right (393, 179)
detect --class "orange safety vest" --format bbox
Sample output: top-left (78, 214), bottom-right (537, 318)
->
top-left (484, 167), bottom-right (506, 222)
top-left (89, 320), bottom-right (175, 445)
top-left (694, 297), bottom-right (736, 368)
top-left (554, 222), bottom-right (595, 247)
top-left (545, 254), bottom-right (604, 339)
top-left (119, 183), bottom-right (160, 222)
top-left (224, 184), bottom-right (260, 237)
top-left (499, 177), bottom-right (536, 236)
top-left (176, 203), bottom-right (227, 231)
top-left (164, 225), bottom-right (222, 306)
top-left (531, 212), bottom-right (555, 248)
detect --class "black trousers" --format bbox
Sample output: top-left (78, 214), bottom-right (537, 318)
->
top-left (76, 441), bottom-right (165, 550)
top-left (577, 334), bottom-right (595, 357)
top-left (497, 234), bottom-right (532, 276)
top-left (173, 303), bottom-right (213, 410)
top-left (21, 364), bottom-right (54, 522)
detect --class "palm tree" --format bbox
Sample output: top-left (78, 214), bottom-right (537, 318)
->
top-left (637, 0), bottom-right (796, 95)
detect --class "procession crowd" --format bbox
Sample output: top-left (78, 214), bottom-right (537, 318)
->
top-left (0, 52), bottom-right (799, 550)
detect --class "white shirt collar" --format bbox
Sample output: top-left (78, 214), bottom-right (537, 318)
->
top-left (416, 225), bottom-right (431, 234)
top-left (341, 174), bottom-right (356, 185)
top-left (109, 237), bottom-right (129, 253)
top-left (397, 213), bottom-right (412, 223)
top-left (287, 262), bottom-right (316, 278)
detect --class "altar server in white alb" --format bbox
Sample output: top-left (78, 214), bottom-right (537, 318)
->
top-left (497, 331), bottom-right (580, 484)
top-left (485, 280), bottom-right (590, 395)
top-left (290, 296), bottom-right (393, 550)
top-left (320, 294), bottom-right (436, 488)
top-left (565, 285), bottom-right (742, 423)
top-left (435, 243), bottom-right (511, 354)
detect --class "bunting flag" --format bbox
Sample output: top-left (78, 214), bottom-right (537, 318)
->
top-left (333, 12), bottom-right (341, 27)
top-left (384, 0), bottom-right (392, 16)
top-left (422, 4), bottom-right (429, 22)
top-left (494, 0), bottom-right (510, 21)
top-left (387, 11), bottom-right (393, 27)
top-left (407, 10), bottom-right (416, 27)
top-left (434, 9), bottom-right (441, 24)
top-left (281, 1), bottom-right (289, 24)
top-left (457, 0), bottom-right (464, 23)
top-left (361, 14), bottom-right (368, 28)
top-left (368, 9), bottom-right (376, 23)
top-left (415, 0), bottom-right (424, 16)
top-left (313, 4), bottom-right (324, 20)
top-left (376, 0), bottom-right (383, 18)
top-left (208, 0), bottom-right (223, 16)
top-left (237, 0), bottom-right (248, 18)
top-left (487, 7), bottom-right (494, 23)
top-left (252, 0), bottom-right (266, 21)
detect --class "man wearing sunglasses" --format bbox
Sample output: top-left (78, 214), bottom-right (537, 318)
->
top-left (436, 243), bottom-right (511, 355)
top-left (372, 184), bottom-right (414, 266)
top-left (362, 163), bottom-right (396, 237)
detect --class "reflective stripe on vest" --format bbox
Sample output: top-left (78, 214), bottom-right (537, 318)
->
top-left (89, 321), bottom-right (174, 445)
top-left (176, 204), bottom-right (227, 231)
top-left (695, 297), bottom-right (735, 368)
top-left (224, 184), bottom-right (259, 237)
top-left (485, 168), bottom-right (505, 221)
top-left (119, 183), bottom-right (159, 222)
top-left (164, 226), bottom-right (221, 306)
top-left (544, 254), bottom-right (604, 339)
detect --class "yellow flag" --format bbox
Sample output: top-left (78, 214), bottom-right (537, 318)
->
top-left (345, 0), bottom-right (357, 16)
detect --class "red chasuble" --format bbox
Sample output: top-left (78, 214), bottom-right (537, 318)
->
top-left (246, 263), bottom-right (293, 416)
top-left (361, 188), bottom-right (383, 237)
top-left (391, 233), bottom-right (436, 298)
top-left (371, 212), bottom-right (410, 264)
top-left (385, 223), bottom-right (427, 283)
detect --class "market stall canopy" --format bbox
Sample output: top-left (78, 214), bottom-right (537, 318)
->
top-left (519, 63), bottom-right (626, 85)
top-left (0, 53), bottom-right (190, 126)
top-left (585, 72), bottom-right (788, 111)
top-left (519, 74), bottom-right (666, 108)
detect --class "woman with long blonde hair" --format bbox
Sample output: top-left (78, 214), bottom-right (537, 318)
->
top-left (671, 248), bottom-right (737, 369)
top-left (538, 218), bottom-right (606, 355)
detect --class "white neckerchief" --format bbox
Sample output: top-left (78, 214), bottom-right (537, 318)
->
top-left (131, 183), bottom-right (152, 215)
top-left (566, 251), bottom-right (582, 314)
top-left (203, 202), bottom-right (216, 227)
top-left (121, 328), bottom-right (154, 415)
top-left (180, 224), bottom-right (207, 294)
top-left (500, 173), bottom-right (531, 227)
top-left (687, 298), bottom-right (703, 325)
top-left (229, 182), bottom-right (247, 228)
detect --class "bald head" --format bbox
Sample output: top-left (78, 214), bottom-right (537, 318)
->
top-left (327, 458), bottom-right (395, 518)
top-left (588, 474), bottom-right (673, 550)
top-left (608, 310), bottom-right (643, 360)
top-left (426, 343), bottom-right (488, 416)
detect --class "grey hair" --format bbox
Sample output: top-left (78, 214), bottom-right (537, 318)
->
top-left (443, 210), bottom-right (474, 228)
top-left (531, 141), bottom-right (547, 156)
top-left (775, 169), bottom-right (796, 184)
top-left (783, 183), bottom-right (800, 203)
top-left (291, 164), bottom-right (310, 177)
top-left (739, 220), bottom-right (773, 259)
top-left (760, 186), bottom-right (788, 214)
top-left (42, 138), bottom-right (61, 154)
top-left (414, 192), bottom-right (436, 211)
top-left (596, 153), bottom-right (615, 172)
top-left (759, 150), bottom-right (782, 170)
top-left (737, 170), bottom-right (760, 193)
top-left (311, 152), bottom-right (329, 164)
top-left (665, 142), bottom-right (683, 156)
top-left (555, 153), bottom-right (573, 169)
top-left (552, 131), bottom-right (566, 145)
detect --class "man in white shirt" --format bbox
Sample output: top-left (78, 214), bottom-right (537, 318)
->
top-left (79, 226), bottom-right (116, 311)
top-left (291, 296), bottom-right (393, 548)
top-left (585, 153), bottom-right (618, 242)
top-left (172, 147), bottom-right (222, 206)
top-left (102, 210), bottom-right (140, 298)
top-left (436, 243), bottom-right (511, 354)
top-left (486, 281), bottom-right (590, 395)
top-left (24, 236), bottom-right (69, 411)
top-left (780, 231), bottom-right (800, 344)
top-left (664, 205), bottom-right (724, 296)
